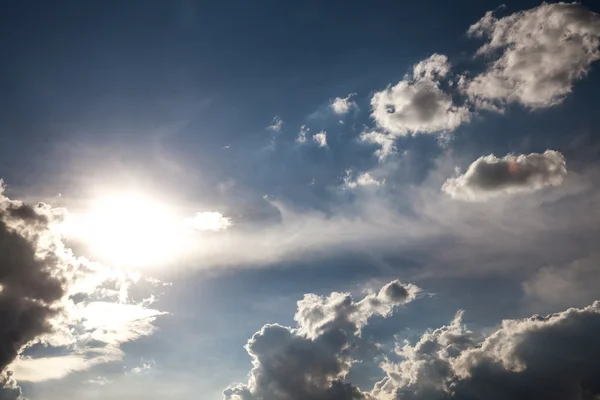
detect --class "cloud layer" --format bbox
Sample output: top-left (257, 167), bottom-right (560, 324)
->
top-left (442, 150), bottom-right (567, 201)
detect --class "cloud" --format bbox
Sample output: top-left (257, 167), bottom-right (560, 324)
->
top-left (465, 3), bottom-right (600, 110)
top-left (360, 131), bottom-right (397, 161)
top-left (184, 211), bottom-right (233, 232)
top-left (331, 94), bottom-right (358, 115)
top-left (223, 280), bottom-right (420, 400)
top-left (296, 125), bottom-right (309, 144)
top-left (0, 183), bottom-right (165, 398)
top-left (268, 116), bottom-right (284, 132)
top-left (343, 171), bottom-right (383, 189)
top-left (0, 194), bottom-right (70, 373)
top-left (375, 300), bottom-right (600, 400)
top-left (442, 150), bottom-right (567, 201)
top-left (313, 131), bottom-right (328, 147)
top-left (371, 54), bottom-right (470, 136)
top-left (222, 276), bottom-right (600, 400)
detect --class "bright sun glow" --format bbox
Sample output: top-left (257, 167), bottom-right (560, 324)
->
top-left (75, 194), bottom-right (183, 267)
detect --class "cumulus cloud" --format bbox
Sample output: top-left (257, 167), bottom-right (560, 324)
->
top-left (465, 3), bottom-right (600, 110)
top-left (0, 183), bottom-right (164, 398)
top-left (331, 94), bottom-right (358, 115)
top-left (313, 131), bottom-right (328, 147)
top-left (268, 116), bottom-right (284, 132)
top-left (223, 280), bottom-right (420, 400)
top-left (375, 301), bottom-right (600, 400)
top-left (442, 150), bottom-right (567, 201)
top-left (296, 125), bottom-right (309, 144)
top-left (371, 54), bottom-right (470, 136)
top-left (223, 276), bottom-right (600, 400)
top-left (184, 211), bottom-right (232, 232)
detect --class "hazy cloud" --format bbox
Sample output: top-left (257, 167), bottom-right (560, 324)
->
top-left (268, 116), bottom-right (284, 132)
top-left (465, 3), bottom-right (600, 110)
top-left (523, 253), bottom-right (600, 310)
top-left (442, 150), bottom-right (567, 201)
top-left (297, 125), bottom-right (310, 144)
top-left (371, 54), bottom-right (470, 136)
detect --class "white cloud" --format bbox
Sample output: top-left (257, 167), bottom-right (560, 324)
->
top-left (465, 3), bottom-right (600, 109)
top-left (442, 150), bottom-right (567, 201)
top-left (184, 211), bottom-right (232, 232)
top-left (267, 116), bottom-right (283, 132)
top-left (330, 93), bottom-right (358, 115)
top-left (343, 171), bottom-right (383, 189)
top-left (313, 130), bottom-right (327, 147)
top-left (371, 54), bottom-right (470, 136)
top-left (296, 125), bottom-right (309, 143)
top-left (360, 131), bottom-right (397, 161)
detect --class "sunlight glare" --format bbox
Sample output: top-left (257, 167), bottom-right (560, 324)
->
top-left (77, 194), bottom-right (182, 267)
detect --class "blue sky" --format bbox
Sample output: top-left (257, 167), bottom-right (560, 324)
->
top-left (2, 1), bottom-right (600, 399)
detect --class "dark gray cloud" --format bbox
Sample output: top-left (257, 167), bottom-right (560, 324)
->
top-left (222, 281), bottom-right (420, 400)
top-left (442, 150), bottom-right (566, 201)
top-left (465, 3), bottom-right (600, 110)
top-left (0, 196), bottom-right (70, 399)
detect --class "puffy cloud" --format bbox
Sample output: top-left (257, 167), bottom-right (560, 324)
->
top-left (223, 280), bottom-right (420, 400)
top-left (331, 94), bottom-right (358, 115)
top-left (359, 132), bottom-right (397, 161)
top-left (314, 131), bottom-right (328, 147)
top-left (465, 3), bottom-right (600, 110)
top-left (373, 311), bottom-right (477, 400)
top-left (184, 211), bottom-right (233, 232)
top-left (268, 116), bottom-right (284, 132)
top-left (297, 125), bottom-right (310, 144)
top-left (371, 54), bottom-right (470, 136)
top-left (442, 150), bottom-right (567, 201)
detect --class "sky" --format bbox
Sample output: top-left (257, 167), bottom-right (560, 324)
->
top-left (1, 1), bottom-right (600, 399)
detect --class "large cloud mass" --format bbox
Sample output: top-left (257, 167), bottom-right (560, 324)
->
top-left (371, 54), bottom-right (470, 136)
top-left (223, 280), bottom-right (420, 400)
top-left (442, 150), bottom-right (567, 201)
top-left (465, 3), bottom-right (600, 110)
top-left (224, 282), bottom-right (600, 400)
top-left (0, 184), bottom-right (164, 399)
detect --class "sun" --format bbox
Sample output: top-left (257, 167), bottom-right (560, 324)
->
top-left (74, 193), bottom-right (183, 267)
